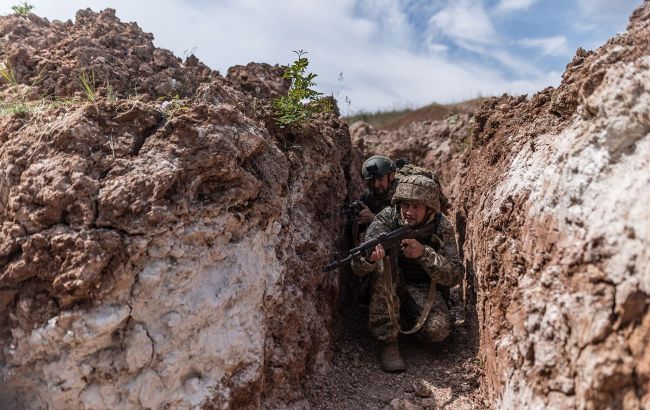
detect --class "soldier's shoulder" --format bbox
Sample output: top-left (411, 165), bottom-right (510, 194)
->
top-left (366, 206), bottom-right (397, 239)
top-left (368, 207), bottom-right (397, 232)
top-left (376, 206), bottom-right (397, 221)
top-left (437, 213), bottom-right (454, 233)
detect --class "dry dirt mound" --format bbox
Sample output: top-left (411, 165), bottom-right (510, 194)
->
top-left (226, 62), bottom-right (290, 100)
top-left (351, 113), bottom-right (473, 189)
top-left (353, 2), bottom-right (650, 408)
top-left (0, 9), bottom-right (357, 410)
top-left (380, 98), bottom-right (486, 132)
top-left (0, 9), bottom-right (217, 100)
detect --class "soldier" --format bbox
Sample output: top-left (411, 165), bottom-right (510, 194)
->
top-left (357, 155), bottom-right (398, 226)
top-left (351, 174), bottom-right (463, 372)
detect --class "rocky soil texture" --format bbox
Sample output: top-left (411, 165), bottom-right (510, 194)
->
top-left (353, 2), bottom-right (650, 408)
top-left (2, 2), bottom-right (649, 409)
top-left (0, 9), bottom-right (358, 409)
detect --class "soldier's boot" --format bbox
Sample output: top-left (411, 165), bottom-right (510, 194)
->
top-left (379, 342), bottom-right (406, 373)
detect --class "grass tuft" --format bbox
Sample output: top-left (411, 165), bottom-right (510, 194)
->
top-left (78, 68), bottom-right (97, 102)
top-left (0, 61), bottom-right (18, 86)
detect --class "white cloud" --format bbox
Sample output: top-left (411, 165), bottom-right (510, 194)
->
top-left (0, 0), bottom-right (569, 112)
top-left (496, 0), bottom-right (539, 13)
top-left (491, 50), bottom-right (544, 77)
top-left (425, 0), bottom-right (547, 78)
top-left (518, 36), bottom-right (570, 56)
top-left (353, 0), bottom-right (413, 46)
top-left (576, 0), bottom-right (623, 16)
top-left (574, 0), bottom-right (642, 24)
top-left (427, 43), bottom-right (449, 53)
top-left (428, 0), bottom-right (499, 46)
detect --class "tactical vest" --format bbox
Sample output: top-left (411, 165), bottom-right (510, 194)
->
top-left (391, 213), bottom-right (451, 303)
top-left (399, 235), bottom-right (438, 284)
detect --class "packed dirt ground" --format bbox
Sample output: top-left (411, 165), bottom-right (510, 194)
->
top-left (306, 287), bottom-right (483, 409)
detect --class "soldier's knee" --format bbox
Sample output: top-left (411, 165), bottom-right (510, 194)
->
top-left (418, 315), bottom-right (451, 343)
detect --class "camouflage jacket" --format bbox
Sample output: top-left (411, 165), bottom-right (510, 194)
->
top-left (351, 207), bottom-right (462, 288)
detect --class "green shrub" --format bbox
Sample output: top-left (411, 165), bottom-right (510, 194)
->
top-left (273, 50), bottom-right (333, 127)
top-left (11, 2), bottom-right (34, 14)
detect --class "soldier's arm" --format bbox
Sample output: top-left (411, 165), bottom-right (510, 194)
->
top-left (350, 207), bottom-right (395, 276)
top-left (356, 191), bottom-right (374, 226)
top-left (417, 215), bottom-right (463, 287)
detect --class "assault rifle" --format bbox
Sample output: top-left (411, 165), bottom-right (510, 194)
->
top-left (342, 200), bottom-right (365, 225)
top-left (342, 200), bottom-right (366, 248)
top-left (323, 224), bottom-right (435, 272)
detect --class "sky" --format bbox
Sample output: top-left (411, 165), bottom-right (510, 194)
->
top-left (0, 0), bottom-right (643, 113)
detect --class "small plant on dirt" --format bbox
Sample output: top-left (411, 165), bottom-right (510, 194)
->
top-left (0, 61), bottom-right (18, 85)
top-left (78, 68), bottom-right (97, 102)
top-left (11, 2), bottom-right (34, 14)
top-left (158, 93), bottom-right (188, 116)
top-left (0, 102), bottom-right (29, 115)
top-left (273, 50), bottom-right (333, 127)
top-left (105, 81), bottom-right (117, 102)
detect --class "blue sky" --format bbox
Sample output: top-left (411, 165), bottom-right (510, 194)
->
top-left (0, 0), bottom-right (642, 113)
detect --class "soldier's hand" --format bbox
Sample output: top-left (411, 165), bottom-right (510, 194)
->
top-left (357, 203), bottom-right (375, 225)
top-left (366, 244), bottom-right (385, 263)
top-left (401, 239), bottom-right (424, 259)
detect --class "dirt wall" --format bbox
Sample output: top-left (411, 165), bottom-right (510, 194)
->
top-left (352, 2), bottom-right (650, 408)
top-left (0, 9), bottom-right (355, 409)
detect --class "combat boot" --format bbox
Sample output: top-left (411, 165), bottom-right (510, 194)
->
top-left (380, 342), bottom-right (406, 372)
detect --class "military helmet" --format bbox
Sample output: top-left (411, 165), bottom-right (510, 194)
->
top-left (362, 155), bottom-right (395, 180)
top-left (391, 174), bottom-right (441, 211)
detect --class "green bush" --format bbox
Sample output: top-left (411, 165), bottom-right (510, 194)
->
top-left (11, 2), bottom-right (34, 14)
top-left (273, 50), bottom-right (332, 127)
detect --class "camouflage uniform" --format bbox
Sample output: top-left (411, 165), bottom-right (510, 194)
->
top-left (358, 155), bottom-right (398, 227)
top-left (360, 179), bottom-right (397, 220)
top-left (351, 206), bottom-right (462, 343)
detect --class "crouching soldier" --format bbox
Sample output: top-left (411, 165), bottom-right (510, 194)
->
top-left (351, 175), bottom-right (463, 372)
top-left (356, 155), bottom-right (397, 227)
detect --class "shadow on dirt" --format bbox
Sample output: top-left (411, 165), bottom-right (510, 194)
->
top-left (306, 274), bottom-right (483, 409)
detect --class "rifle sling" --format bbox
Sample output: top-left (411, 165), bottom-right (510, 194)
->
top-left (382, 255), bottom-right (437, 335)
top-left (380, 214), bottom-right (442, 335)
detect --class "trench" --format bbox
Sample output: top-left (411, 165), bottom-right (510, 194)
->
top-left (304, 169), bottom-right (485, 408)
top-left (1, 3), bottom-right (649, 408)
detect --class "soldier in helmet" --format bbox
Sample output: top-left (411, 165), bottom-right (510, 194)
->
top-left (351, 175), bottom-right (462, 372)
top-left (357, 155), bottom-right (398, 226)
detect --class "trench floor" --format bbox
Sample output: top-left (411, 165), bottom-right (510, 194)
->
top-left (305, 288), bottom-right (485, 409)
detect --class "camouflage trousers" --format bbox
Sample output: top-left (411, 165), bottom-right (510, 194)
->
top-left (368, 267), bottom-right (451, 343)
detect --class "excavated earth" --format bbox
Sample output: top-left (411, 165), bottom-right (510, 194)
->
top-left (0, 9), bottom-right (361, 409)
top-left (352, 2), bottom-right (650, 409)
top-left (2, 3), bottom-right (649, 410)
